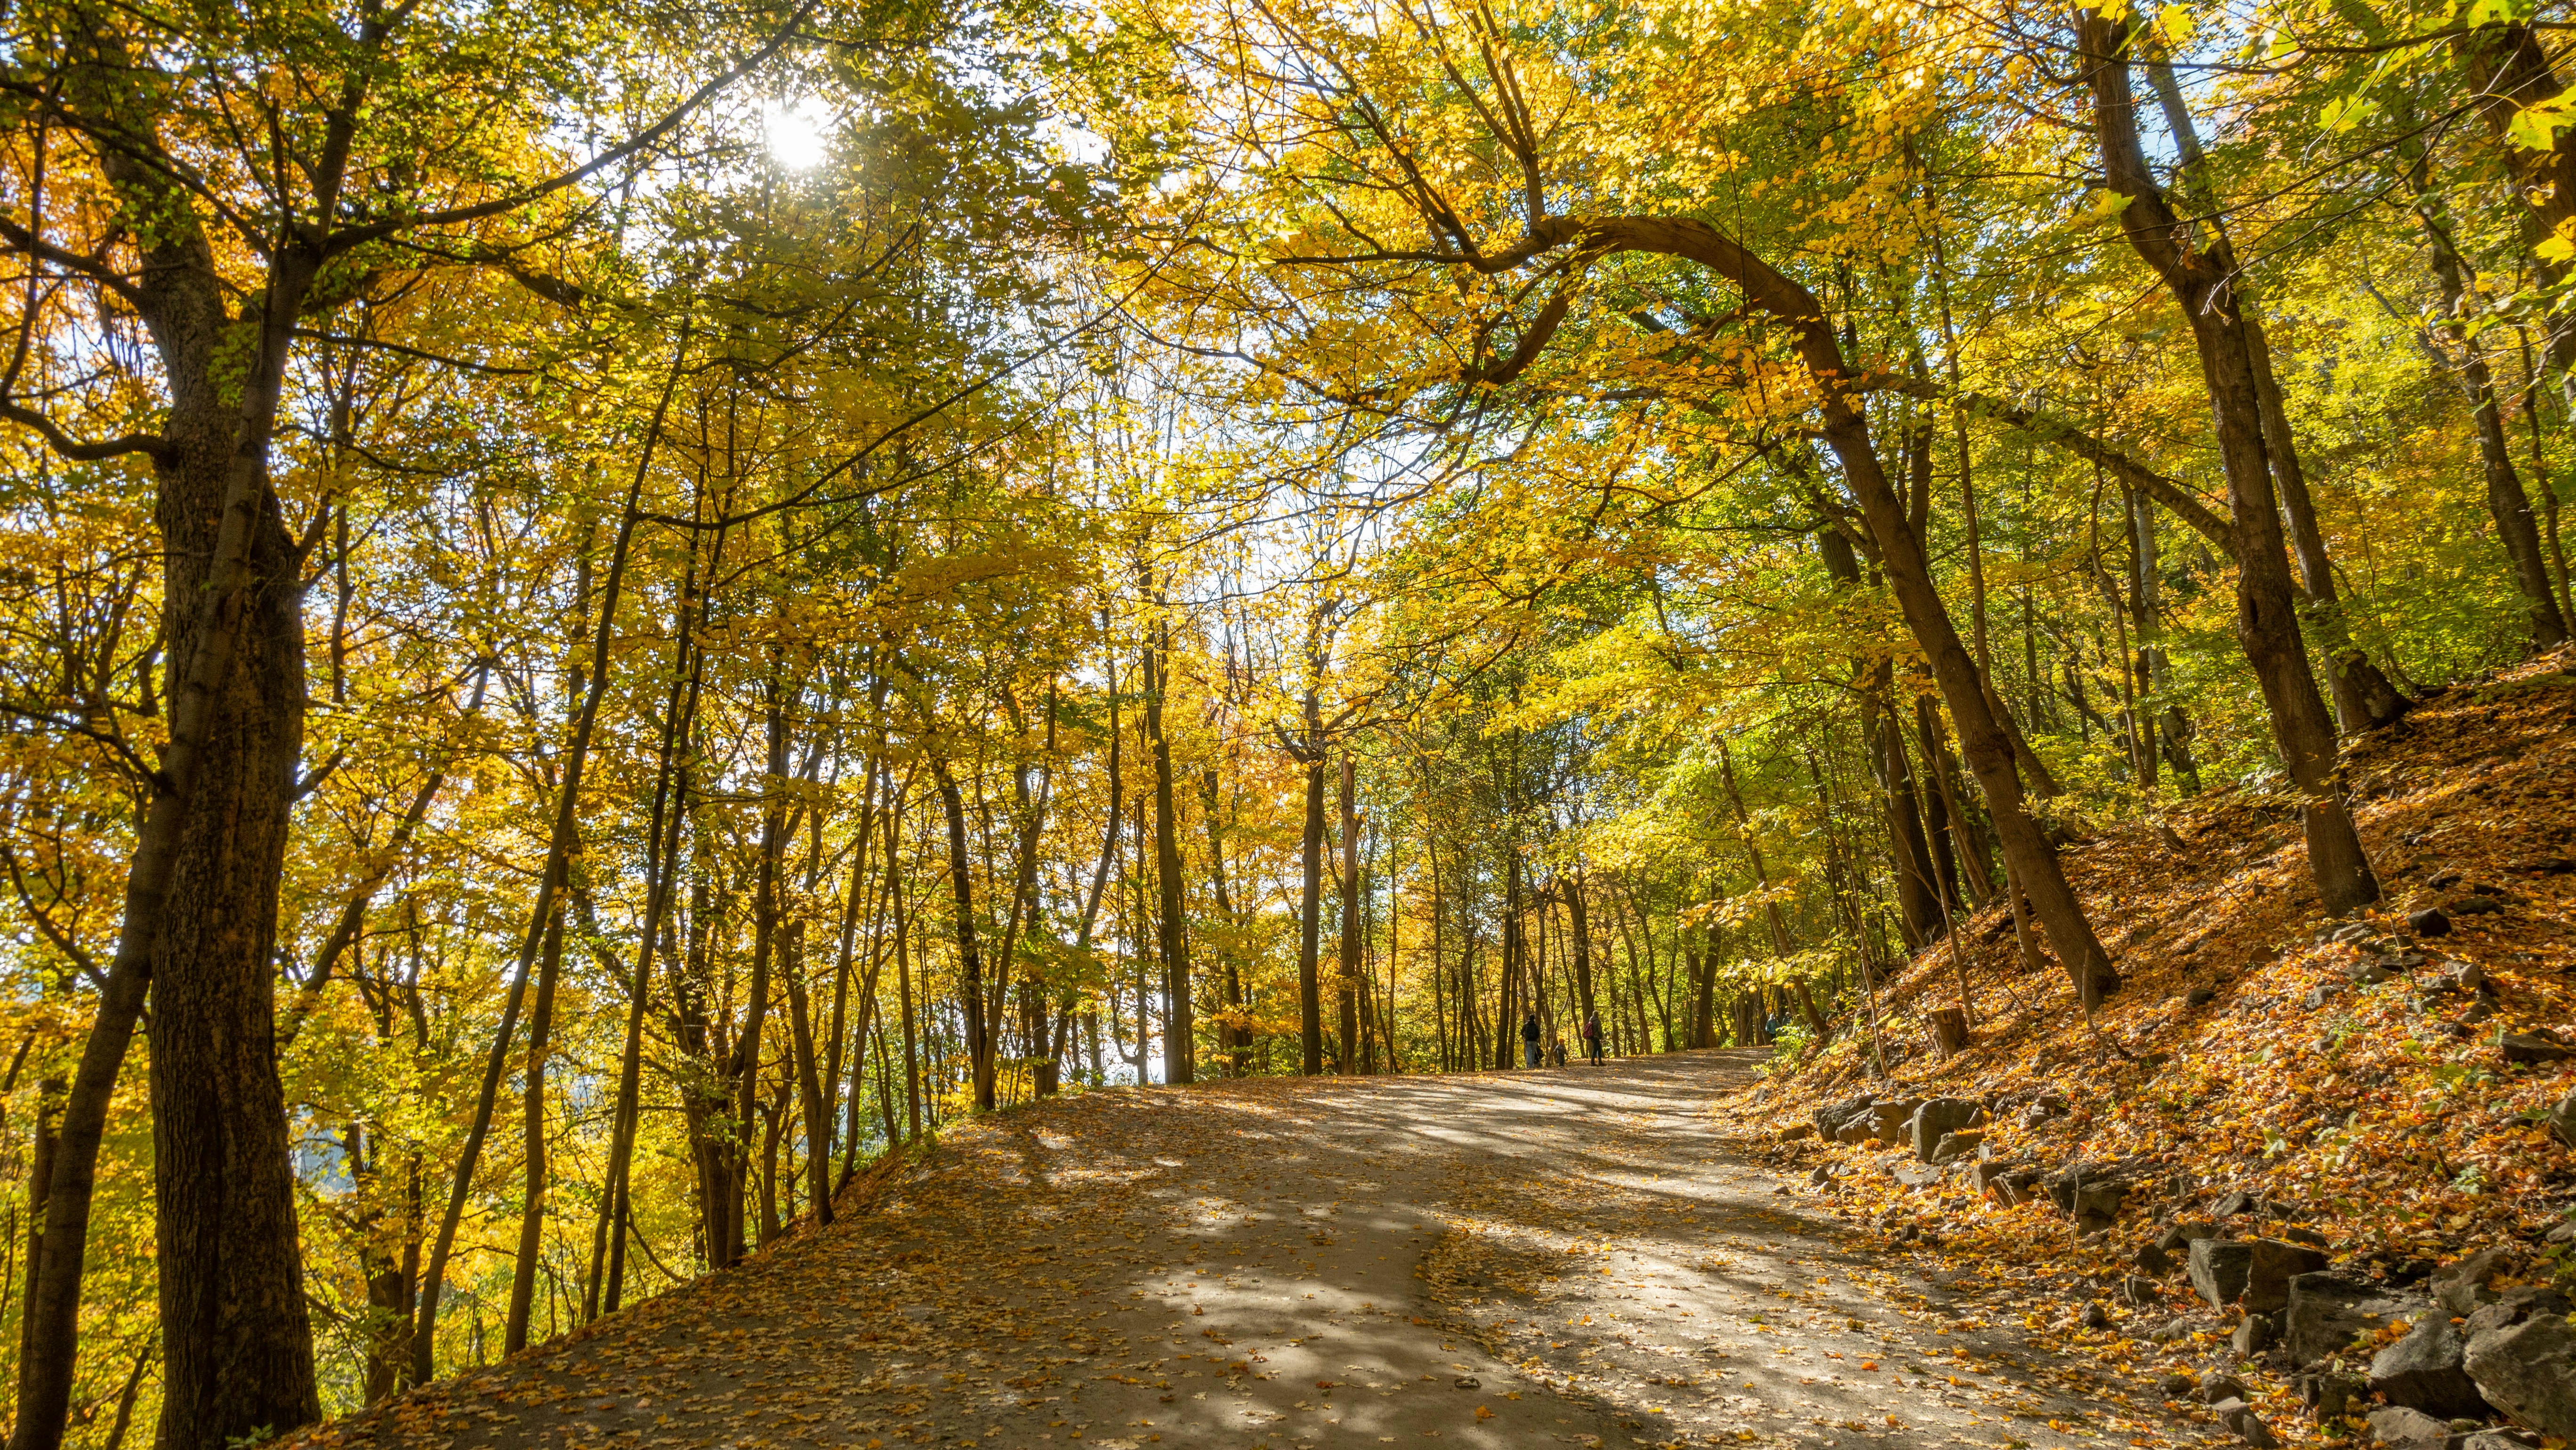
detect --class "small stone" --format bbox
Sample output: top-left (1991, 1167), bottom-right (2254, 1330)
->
top-left (2520, 856), bottom-right (2576, 876)
top-left (2190, 1239), bottom-right (2257, 1309)
top-left (2410, 908), bottom-right (2452, 937)
top-left (2235, 1415), bottom-right (2282, 1448)
top-left (2213, 1189), bottom-right (2259, 1218)
top-left (1806, 1167), bottom-right (1831, 1187)
top-left (2213, 1399), bottom-right (2280, 1448)
top-left (2188, 986), bottom-right (2218, 1007)
top-left (1964, 1159), bottom-right (2020, 1199)
top-left (2319, 921), bottom-right (2374, 945)
top-left (2150, 1317), bottom-right (2196, 1343)
top-left (2200, 1372), bottom-right (2250, 1404)
top-left (1813, 1093), bottom-right (1876, 1139)
top-left (2357, 963), bottom-right (2393, 985)
top-left (2367, 1405), bottom-right (2454, 1449)
top-left (2285, 1271), bottom-right (2402, 1365)
top-left (2133, 1241), bottom-right (2174, 1276)
top-left (1908, 1098), bottom-right (1980, 1160)
top-left (2463, 1287), bottom-right (2571, 1339)
top-left (2233, 1312), bottom-right (2278, 1355)
top-left (2459, 1434), bottom-right (2542, 1450)
top-left (2369, 1316), bottom-right (2488, 1419)
top-left (2448, 895), bottom-right (2503, 917)
top-left (1930, 1129), bottom-right (1983, 1165)
top-left (2081, 1301), bottom-right (2112, 1330)
top-left (1863, 1098), bottom-right (1921, 1142)
top-left (1778, 1123), bottom-right (1817, 1143)
top-left (2432, 1247), bottom-right (2513, 1316)
top-left (2455, 961), bottom-right (2485, 994)
top-left (2060, 1180), bottom-right (2125, 1234)
top-left (2305, 985), bottom-right (2339, 1009)
top-left (2427, 869), bottom-right (2463, 890)
top-left (2502, 1032), bottom-right (2576, 1065)
top-left (2284, 1225), bottom-right (2329, 1249)
top-left (2157, 1222), bottom-right (2219, 1253)
top-left (2463, 1313), bottom-right (2576, 1440)
top-left (1453, 1376), bottom-right (1480, 1389)
top-left (2298, 1371), bottom-right (2363, 1423)
top-left (2245, 1238), bottom-right (2331, 1314)
top-left (2123, 1274), bottom-right (2161, 1307)
top-left (2157, 1371), bottom-right (2194, 1399)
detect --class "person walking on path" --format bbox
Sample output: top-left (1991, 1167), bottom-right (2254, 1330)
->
top-left (1582, 1011), bottom-right (1605, 1065)
top-left (1521, 1011), bottom-right (1543, 1068)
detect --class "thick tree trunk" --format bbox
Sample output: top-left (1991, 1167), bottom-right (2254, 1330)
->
top-left (9, 52), bottom-right (357, 1450)
top-left (2080, 8), bottom-right (2382, 915)
top-left (2139, 40), bottom-right (2413, 728)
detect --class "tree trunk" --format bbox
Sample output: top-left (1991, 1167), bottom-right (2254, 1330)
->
top-left (1201, 766), bottom-right (1248, 1076)
top-left (1295, 711), bottom-right (1328, 1075)
top-left (1144, 632), bottom-right (1192, 1083)
top-left (934, 757), bottom-right (997, 1110)
top-left (1565, 866), bottom-right (1597, 1025)
top-left (2137, 39), bottom-right (2414, 728)
top-left (2243, 313), bottom-right (2418, 727)
top-left (2409, 185), bottom-right (2572, 649)
top-left (2080, 8), bottom-right (2382, 915)
top-left (503, 905), bottom-right (566, 1353)
top-left (1336, 756), bottom-right (1362, 1073)
top-left (411, 343), bottom-right (682, 1384)
top-left (2453, 22), bottom-right (2576, 378)
top-left (724, 687), bottom-right (793, 1260)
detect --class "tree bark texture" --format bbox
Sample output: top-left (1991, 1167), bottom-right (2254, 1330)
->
top-left (2078, 8), bottom-right (2381, 915)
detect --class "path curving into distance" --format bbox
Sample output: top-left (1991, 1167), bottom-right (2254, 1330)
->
top-left (302, 1051), bottom-right (2199, 1450)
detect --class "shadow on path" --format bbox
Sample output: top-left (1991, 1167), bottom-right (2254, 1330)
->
top-left (300, 1052), bottom-right (2202, 1450)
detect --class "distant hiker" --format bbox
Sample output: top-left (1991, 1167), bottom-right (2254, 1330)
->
top-left (1582, 1011), bottom-right (1605, 1066)
top-left (1521, 1011), bottom-right (1542, 1068)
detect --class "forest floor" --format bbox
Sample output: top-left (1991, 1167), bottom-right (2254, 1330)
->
top-left (1720, 645), bottom-right (2576, 1449)
top-left (297, 1054), bottom-right (2205, 1450)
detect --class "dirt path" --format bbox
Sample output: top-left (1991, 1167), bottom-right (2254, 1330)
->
top-left (311, 1052), bottom-right (2204, 1450)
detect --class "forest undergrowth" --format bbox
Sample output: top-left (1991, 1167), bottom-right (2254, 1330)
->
top-left (1721, 647), bottom-right (2576, 1446)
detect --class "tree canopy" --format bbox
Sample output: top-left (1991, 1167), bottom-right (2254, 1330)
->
top-left (0, 0), bottom-right (2567, 1438)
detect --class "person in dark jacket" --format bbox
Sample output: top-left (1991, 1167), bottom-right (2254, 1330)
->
top-left (1581, 1010), bottom-right (1605, 1065)
top-left (1521, 1011), bottom-right (1542, 1068)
